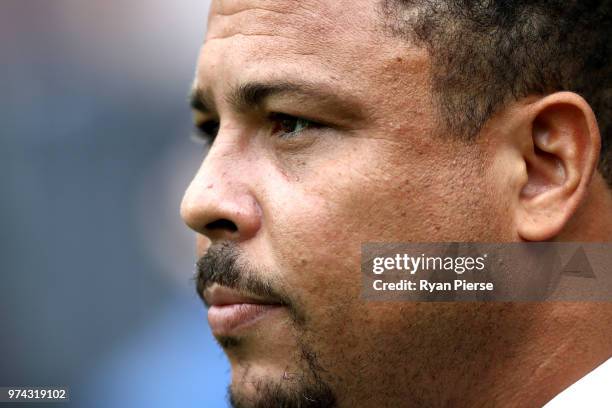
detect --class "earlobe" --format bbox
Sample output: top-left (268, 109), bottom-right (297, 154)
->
top-left (516, 92), bottom-right (601, 241)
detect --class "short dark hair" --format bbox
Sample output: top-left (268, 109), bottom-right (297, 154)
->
top-left (381, 0), bottom-right (611, 186)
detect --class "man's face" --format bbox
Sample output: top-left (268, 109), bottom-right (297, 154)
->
top-left (182, 0), bottom-right (515, 406)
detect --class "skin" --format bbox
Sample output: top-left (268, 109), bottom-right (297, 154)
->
top-left (181, 0), bottom-right (612, 406)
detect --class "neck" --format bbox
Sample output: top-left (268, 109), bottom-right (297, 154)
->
top-left (495, 177), bottom-right (612, 405)
top-left (485, 303), bottom-right (612, 406)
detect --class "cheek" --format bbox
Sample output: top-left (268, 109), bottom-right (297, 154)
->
top-left (260, 138), bottom-right (486, 309)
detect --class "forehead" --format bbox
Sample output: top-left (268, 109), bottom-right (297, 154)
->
top-left (196, 0), bottom-right (429, 109)
top-left (206, 0), bottom-right (372, 41)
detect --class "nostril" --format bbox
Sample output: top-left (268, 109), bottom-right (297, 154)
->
top-left (205, 218), bottom-right (238, 232)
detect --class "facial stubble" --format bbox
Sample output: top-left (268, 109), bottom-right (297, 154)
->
top-left (196, 242), bottom-right (337, 408)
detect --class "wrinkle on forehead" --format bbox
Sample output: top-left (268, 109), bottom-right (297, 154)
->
top-left (197, 0), bottom-right (433, 128)
top-left (206, 0), bottom-right (369, 42)
top-left (210, 0), bottom-right (327, 20)
top-left (210, 0), bottom-right (288, 14)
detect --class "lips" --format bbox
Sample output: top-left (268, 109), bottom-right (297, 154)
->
top-left (204, 285), bottom-right (282, 337)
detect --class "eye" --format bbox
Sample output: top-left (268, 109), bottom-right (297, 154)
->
top-left (269, 113), bottom-right (321, 139)
top-left (191, 120), bottom-right (220, 144)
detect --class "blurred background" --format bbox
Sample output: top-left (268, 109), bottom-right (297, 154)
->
top-left (0, 0), bottom-right (231, 406)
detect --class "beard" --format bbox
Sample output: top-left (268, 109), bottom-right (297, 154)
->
top-left (228, 340), bottom-right (337, 408)
top-left (196, 241), bottom-right (337, 408)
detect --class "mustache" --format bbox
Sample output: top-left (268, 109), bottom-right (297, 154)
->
top-left (195, 242), bottom-right (290, 309)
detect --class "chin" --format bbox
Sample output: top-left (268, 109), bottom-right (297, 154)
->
top-left (228, 362), bottom-right (337, 408)
top-left (226, 341), bottom-right (337, 408)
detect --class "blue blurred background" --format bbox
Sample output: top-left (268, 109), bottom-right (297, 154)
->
top-left (0, 1), bottom-right (230, 406)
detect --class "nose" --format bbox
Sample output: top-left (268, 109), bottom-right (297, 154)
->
top-left (180, 142), bottom-right (262, 243)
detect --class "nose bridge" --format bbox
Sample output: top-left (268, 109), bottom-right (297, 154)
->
top-left (181, 138), bottom-right (262, 243)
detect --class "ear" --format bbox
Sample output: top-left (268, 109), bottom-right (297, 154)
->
top-left (516, 92), bottom-right (601, 241)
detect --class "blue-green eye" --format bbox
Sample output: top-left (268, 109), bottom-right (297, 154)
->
top-left (270, 113), bottom-right (319, 139)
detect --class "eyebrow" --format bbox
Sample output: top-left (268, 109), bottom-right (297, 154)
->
top-left (189, 80), bottom-right (362, 119)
